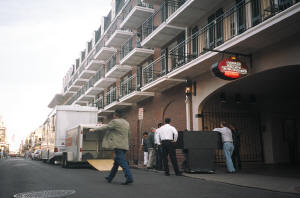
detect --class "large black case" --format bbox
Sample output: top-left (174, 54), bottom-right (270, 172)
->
top-left (177, 131), bottom-right (221, 173)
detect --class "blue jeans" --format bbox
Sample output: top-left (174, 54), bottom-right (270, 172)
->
top-left (223, 142), bottom-right (235, 172)
top-left (107, 149), bottom-right (133, 182)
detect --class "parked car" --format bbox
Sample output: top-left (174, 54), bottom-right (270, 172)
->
top-left (32, 150), bottom-right (41, 160)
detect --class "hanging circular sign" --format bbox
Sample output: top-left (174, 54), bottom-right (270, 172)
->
top-left (211, 56), bottom-right (248, 80)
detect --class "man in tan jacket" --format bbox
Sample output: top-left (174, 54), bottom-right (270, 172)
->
top-left (92, 110), bottom-right (133, 185)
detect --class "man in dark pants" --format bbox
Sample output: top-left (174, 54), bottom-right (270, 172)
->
top-left (91, 110), bottom-right (133, 185)
top-left (229, 124), bottom-right (242, 170)
top-left (155, 123), bottom-right (163, 170)
top-left (159, 118), bottom-right (181, 176)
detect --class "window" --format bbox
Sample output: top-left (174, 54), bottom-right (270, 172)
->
top-left (191, 26), bottom-right (199, 57)
top-left (236, 0), bottom-right (246, 34)
top-left (251, 0), bottom-right (261, 26)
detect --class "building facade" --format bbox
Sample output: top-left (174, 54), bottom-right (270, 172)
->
top-left (49, 0), bottom-right (300, 165)
top-left (0, 117), bottom-right (9, 155)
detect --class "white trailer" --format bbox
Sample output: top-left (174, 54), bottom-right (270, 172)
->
top-left (41, 105), bottom-right (98, 164)
top-left (62, 125), bottom-right (114, 168)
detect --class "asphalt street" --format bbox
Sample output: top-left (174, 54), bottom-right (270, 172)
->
top-left (0, 158), bottom-right (298, 198)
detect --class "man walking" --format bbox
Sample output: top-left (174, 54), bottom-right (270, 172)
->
top-left (92, 110), bottom-right (133, 185)
top-left (159, 118), bottom-right (181, 176)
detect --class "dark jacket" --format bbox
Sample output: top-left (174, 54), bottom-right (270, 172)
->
top-left (147, 132), bottom-right (155, 148)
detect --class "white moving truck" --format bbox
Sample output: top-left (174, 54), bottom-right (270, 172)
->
top-left (62, 125), bottom-right (113, 168)
top-left (41, 105), bottom-right (98, 164)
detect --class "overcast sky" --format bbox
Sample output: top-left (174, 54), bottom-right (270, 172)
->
top-left (0, 0), bottom-right (111, 151)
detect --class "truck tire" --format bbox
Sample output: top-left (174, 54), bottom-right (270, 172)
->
top-left (62, 153), bottom-right (69, 168)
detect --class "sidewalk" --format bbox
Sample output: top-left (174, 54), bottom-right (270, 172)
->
top-left (134, 164), bottom-right (300, 194)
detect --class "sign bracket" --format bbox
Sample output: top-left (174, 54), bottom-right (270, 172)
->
top-left (203, 48), bottom-right (252, 68)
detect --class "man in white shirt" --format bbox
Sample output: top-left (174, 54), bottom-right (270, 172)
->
top-left (159, 118), bottom-right (181, 176)
top-left (213, 121), bottom-right (235, 173)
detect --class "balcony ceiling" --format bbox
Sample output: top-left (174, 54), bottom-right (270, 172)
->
top-left (86, 87), bottom-right (104, 96)
top-left (94, 47), bottom-right (117, 61)
top-left (106, 30), bottom-right (135, 48)
top-left (167, 0), bottom-right (223, 27)
top-left (74, 78), bottom-right (88, 86)
top-left (86, 60), bottom-right (105, 71)
top-left (119, 91), bottom-right (154, 103)
top-left (79, 94), bottom-right (94, 102)
top-left (79, 70), bottom-right (96, 79)
top-left (142, 0), bottom-right (162, 4)
top-left (104, 101), bottom-right (132, 111)
top-left (94, 78), bottom-right (116, 89)
top-left (105, 65), bottom-right (132, 79)
top-left (120, 48), bottom-right (154, 66)
top-left (141, 77), bottom-right (185, 92)
top-left (141, 23), bottom-right (185, 48)
top-left (69, 85), bottom-right (81, 92)
top-left (48, 94), bottom-right (66, 108)
top-left (98, 109), bottom-right (114, 116)
top-left (120, 6), bottom-right (155, 29)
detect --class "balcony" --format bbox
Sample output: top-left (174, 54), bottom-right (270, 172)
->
top-left (78, 69), bottom-right (96, 80)
top-left (48, 94), bottom-right (66, 108)
top-left (119, 74), bottom-right (154, 103)
top-left (140, 1), bottom-right (185, 48)
top-left (98, 109), bottom-right (114, 116)
top-left (104, 87), bottom-right (132, 111)
top-left (120, 36), bottom-right (154, 66)
top-left (120, 0), bottom-right (154, 29)
top-left (166, 0), bottom-right (300, 80)
top-left (105, 18), bottom-right (134, 48)
top-left (94, 39), bottom-right (117, 61)
top-left (166, 0), bottom-right (223, 27)
top-left (105, 54), bottom-right (132, 78)
top-left (86, 59), bottom-right (105, 71)
top-left (92, 68), bottom-right (116, 89)
top-left (141, 55), bottom-right (185, 92)
top-left (95, 97), bottom-right (105, 110)
top-left (85, 76), bottom-right (104, 96)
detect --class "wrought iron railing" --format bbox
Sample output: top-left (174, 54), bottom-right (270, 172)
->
top-left (142, 55), bottom-right (166, 86)
top-left (95, 96), bottom-right (104, 109)
top-left (119, 74), bottom-right (139, 98)
top-left (106, 87), bottom-right (117, 106)
top-left (120, 36), bottom-right (134, 60)
top-left (106, 54), bottom-right (117, 73)
top-left (141, 0), bottom-right (186, 40)
top-left (95, 39), bottom-right (105, 54)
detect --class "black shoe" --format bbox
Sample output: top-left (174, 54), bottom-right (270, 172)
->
top-left (121, 180), bottom-right (133, 185)
top-left (105, 177), bottom-right (111, 183)
top-left (164, 172), bottom-right (170, 176)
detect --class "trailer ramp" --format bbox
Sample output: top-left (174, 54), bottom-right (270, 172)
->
top-left (88, 159), bottom-right (122, 171)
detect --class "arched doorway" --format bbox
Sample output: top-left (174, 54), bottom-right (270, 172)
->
top-left (199, 65), bottom-right (300, 165)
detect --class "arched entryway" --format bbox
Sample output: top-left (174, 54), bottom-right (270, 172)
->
top-left (198, 65), bottom-right (300, 165)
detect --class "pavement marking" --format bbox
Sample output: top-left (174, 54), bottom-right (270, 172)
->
top-left (13, 190), bottom-right (76, 198)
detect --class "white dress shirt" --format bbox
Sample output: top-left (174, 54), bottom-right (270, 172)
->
top-left (213, 127), bottom-right (233, 142)
top-left (158, 124), bottom-right (178, 142)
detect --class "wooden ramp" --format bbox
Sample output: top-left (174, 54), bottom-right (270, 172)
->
top-left (87, 159), bottom-right (122, 171)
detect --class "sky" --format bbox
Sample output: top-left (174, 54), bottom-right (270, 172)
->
top-left (0, 0), bottom-right (111, 151)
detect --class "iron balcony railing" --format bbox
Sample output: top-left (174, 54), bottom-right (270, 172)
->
top-left (141, 0), bottom-right (186, 40)
top-left (106, 54), bottom-right (117, 73)
top-left (106, 19), bottom-right (119, 43)
top-left (142, 54), bottom-right (167, 86)
top-left (121, 0), bottom-right (153, 23)
top-left (140, 0), bottom-right (299, 87)
top-left (95, 96), bottom-right (104, 109)
top-left (120, 36), bottom-right (134, 60)
top-left (106, 87), bottom-right (117, 106)
top-left (119, 74), bottom-right (141, 98)
top-left (95, 39), bottom-right (105, 54)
